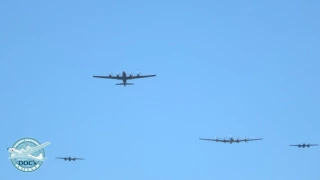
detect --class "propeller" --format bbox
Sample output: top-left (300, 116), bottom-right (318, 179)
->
top-left (137, 71), bottom-right (140, 76)
top-left (116, 72), bottom-right (119, 77)
top-left (236, 137), bottom-right (240, 143)
top-left (130, 72), bottom-right (133, 77)
top-left (228, 135), bottom-right (234, 141)
top-left (244, 137), bottom-right (248, 142)
top-left (223, 137), bottom-right (227, 143)
top-left (109, 72), bottom-right (112, 77)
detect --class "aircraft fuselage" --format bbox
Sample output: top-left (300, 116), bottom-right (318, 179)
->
top-left (64, 157), bottom-right (73, 161)
top-left (122, 71), bottom-right (127, 86)
top-left (300, 144), bottom-right (309, 148)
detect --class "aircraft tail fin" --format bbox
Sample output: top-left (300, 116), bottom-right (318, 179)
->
top-left (115, 83), bottom-right (134, 86)
top-left (35, 153), bottom-right (45, 161)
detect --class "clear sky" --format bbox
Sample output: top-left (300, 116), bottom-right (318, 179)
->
top-left (1, 0), bottom-right (320, 179)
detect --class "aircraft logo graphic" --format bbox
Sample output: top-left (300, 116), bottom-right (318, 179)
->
top-left (7, 137), bottom-right (51, 172)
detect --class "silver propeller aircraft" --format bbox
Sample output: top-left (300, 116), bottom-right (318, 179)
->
top-left (289, 143), bottom-right (318, 148)
top-left (199, 136), bottom-right (263, 144)
top-left (93, 71), bottom-right (156, 86)
top-left (56, 157), bottom-right (85, 161)
top-left (7, 142), bottom-right (51, 161)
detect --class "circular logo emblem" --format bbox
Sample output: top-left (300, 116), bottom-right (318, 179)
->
top-left (8, 138), bottom-right (50, 172)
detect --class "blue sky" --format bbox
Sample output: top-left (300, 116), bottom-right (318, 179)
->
top-left (1, 0), bottom-right (320, 179)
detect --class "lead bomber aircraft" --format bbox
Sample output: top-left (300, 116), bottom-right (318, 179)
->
top-left (93, 71), bottom-right (156, 86)
top-left (199, 136), bottom-right (263, 144)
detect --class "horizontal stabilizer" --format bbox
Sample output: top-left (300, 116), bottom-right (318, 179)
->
top-left (115, 83), bottom-right (134, 85)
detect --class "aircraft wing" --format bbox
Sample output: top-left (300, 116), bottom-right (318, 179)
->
top-left (93, 76), bottom-right (120, 79)
top-left (27, 154), bottom-right (45, 161)
top-left (242, 138), bottom-right (263, 141)
top-left (25, 142), bottom-right (51, 154)
top-left (199, 138), bottom-right (227, 142)
top-left (308, 144), bottom-right (318, 146)
top-left (9, 153), bottom-right (45, 161)
top-left (289, 144), bottom-right (300, 146)
top-left (8, 155), bottom-right (41, 161)
top-left (74, 158), bottom-right (85, 160)
top-left (55, 157), bottom-right (66, 159)
top-left (126, 75), bottom-right (156, 79)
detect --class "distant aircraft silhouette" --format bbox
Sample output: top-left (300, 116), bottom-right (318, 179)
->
top-left (56, 157), bottom-right (84, 161)
top-left (289, 143), bottom-right (318, 148)
top-left (93, 71), bottom-right (156, 86)
top-left (200, 136), bottom-right (263, 144)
